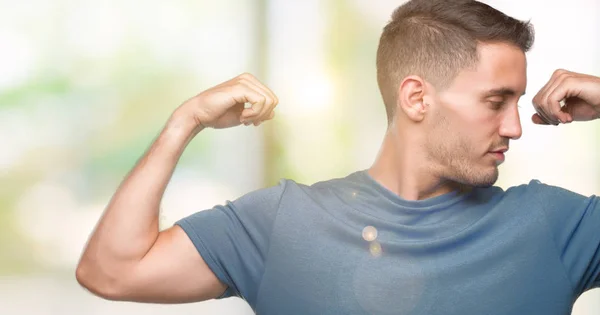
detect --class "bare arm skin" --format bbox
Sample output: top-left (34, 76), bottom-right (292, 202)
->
top-left (76, 73), bottom-right (279, 303)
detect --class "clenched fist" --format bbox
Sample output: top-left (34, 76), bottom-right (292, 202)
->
top-left (176, 73), bottom-right (279, 130)
top-left (532, 69), bottom-right (600, 125)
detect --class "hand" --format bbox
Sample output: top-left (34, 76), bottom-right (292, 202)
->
top-left (176, 73), bottom-right (279, 129)
top-left (531, 69), bottom-right (600, 125)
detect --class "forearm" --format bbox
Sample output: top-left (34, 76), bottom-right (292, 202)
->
top-left (78, 110), bottom-right (201, 276)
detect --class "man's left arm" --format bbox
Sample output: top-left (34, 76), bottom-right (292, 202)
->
top-left (532, 69), bottom-right (600, 293)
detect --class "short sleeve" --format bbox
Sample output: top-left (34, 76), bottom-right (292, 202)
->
top-left (531, 180), bottom-right (600, 294)
top-left (175, 179), bottom-right (287, 305)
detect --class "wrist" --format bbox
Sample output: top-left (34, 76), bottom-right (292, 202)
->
top-left (167, 108), bottom-right (205, 138)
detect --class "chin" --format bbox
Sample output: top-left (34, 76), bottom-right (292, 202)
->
top-left (471, 169), bottom-right (499, 187)
top-left (452, 166), bottom-right (499, 188)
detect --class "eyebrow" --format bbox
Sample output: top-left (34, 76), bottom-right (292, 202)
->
top-left (484, 88), bottom-right (526, 97)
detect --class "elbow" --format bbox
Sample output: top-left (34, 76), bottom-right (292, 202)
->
top-left (75, 261), bottom-right (128, 301)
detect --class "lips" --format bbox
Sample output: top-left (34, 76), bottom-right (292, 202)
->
top-left (489, 149), bottom-right (507, 164)
top-left (488, 147), bottom-right (508, 164)
top-left (491, 152), bottom-right (505, 159)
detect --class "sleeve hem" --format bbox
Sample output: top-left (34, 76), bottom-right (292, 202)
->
top-left (175, 219), bottom-right (238, 298)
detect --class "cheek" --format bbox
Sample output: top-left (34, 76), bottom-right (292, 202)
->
top-left (437, 98), bottom-right (489, 127)
top-left (455, 129), bottom-right (477, 153)
top-left (428, 115), bottom-right (472, 153)
top-left (444, 113), bottom-right (483, 145)
top-left (429, 102), bottom-right (495, 152)
top-left (454, 106), bottom-right (500, 141)
top-left (460, 105), bottom-right (495, 124)
top-left (444, 120), bottom-right (486, 156)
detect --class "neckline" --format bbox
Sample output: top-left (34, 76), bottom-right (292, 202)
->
top-left (356, 169), bottom-right (473, 211)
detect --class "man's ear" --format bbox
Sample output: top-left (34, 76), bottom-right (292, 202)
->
top-left (396, 75), bottom-right (428, 122)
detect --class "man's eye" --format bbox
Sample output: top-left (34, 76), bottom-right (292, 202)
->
top-left (490, 101), bottom-right (505, 109)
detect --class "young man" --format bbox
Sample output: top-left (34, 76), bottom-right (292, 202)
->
top-left (76, 0), bottom-right (600, 314)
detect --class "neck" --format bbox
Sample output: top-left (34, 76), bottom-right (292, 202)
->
top-left (368, 128), bottom-right (469, 201)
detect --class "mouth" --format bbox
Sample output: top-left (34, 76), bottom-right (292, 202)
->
top-left (489, 148), bottom-right (508, 163)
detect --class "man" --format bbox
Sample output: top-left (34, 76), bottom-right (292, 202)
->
top-left (76, 0), bottom-right (600, 314)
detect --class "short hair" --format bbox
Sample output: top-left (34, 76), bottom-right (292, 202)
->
top-left (376, 0), bottom-right (535, 124)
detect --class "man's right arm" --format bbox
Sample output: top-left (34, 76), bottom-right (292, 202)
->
top-left (75, 73), bottom-right (279, 303)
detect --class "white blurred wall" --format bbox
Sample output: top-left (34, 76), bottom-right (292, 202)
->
top-left (0, 0), bottom-right (598, 314)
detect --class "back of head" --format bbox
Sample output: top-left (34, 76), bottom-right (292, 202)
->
top-left (376, 0), bottom-right (535, 124)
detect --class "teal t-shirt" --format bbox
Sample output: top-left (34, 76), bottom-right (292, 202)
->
top-left (176, 170), bottom-right (600, 314)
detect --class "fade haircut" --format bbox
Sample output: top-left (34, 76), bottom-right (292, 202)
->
top-left (376, 0), bottom-right (535, 124)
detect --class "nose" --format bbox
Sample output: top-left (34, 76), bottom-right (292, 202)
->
top-left (499, 105), bottom-right (522, 140)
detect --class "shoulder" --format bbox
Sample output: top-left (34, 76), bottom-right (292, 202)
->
top-left (504, 179), bottom-right (591, 204)
top-left (503, 179), bottom-right (598, 222)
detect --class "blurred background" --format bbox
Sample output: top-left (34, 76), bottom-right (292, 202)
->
top-left (0, 0), bottom-right (598, 314)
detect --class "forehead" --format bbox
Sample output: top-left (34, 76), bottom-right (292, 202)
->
top-left (448, 42), bottom-right (527, 95)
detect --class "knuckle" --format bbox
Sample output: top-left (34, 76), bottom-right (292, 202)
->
top-left (559, 73), bottom-right (572, 82)
top-left (264, 96), bottom-right (274, 105)
top-left (239, 72), bottom-right (253, 80)
top-left (553, 68), bottom-right (566, 77)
